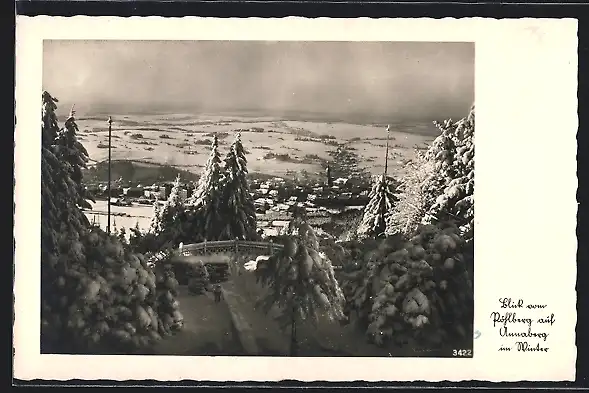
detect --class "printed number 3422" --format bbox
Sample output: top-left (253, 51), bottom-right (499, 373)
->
top-left (453, 349), bottom-right (472, 357)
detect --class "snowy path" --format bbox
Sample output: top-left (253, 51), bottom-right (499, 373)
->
top-left (221, 279), bottom-right (289, 356)
top-left (224, 272), bottom-right (416, 357)
top-left (145, 286), bottom-right (245, 356)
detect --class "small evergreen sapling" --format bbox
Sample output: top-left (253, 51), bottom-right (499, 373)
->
top-left (256, 210), bottom-right (345, 356)
top-left (188, 260), bottom-right (210, 295)
top-left (148, 201), bottom-right (163, 235)
top-left (148, 175), bottom-right (189, 248)
top-left (357, 175), bottom-right (397, 239)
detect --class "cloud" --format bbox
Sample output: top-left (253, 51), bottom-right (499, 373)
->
top-left (43, 40), bottom-right (474, 121)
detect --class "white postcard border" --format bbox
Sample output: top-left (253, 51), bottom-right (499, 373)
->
top-left (14, 16), bottom-right (578, 382)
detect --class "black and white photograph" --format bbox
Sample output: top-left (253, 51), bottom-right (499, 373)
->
top-left (40, 40), bottom-right (475, 358)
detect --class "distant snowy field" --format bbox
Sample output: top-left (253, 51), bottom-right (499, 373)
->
top-left (84, 200), bottom-right (153, 235)
top-left (74, 113), bottom-right (436, 178)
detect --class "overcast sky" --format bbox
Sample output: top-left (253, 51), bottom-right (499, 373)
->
top-left (43, 40), bottom-right (474, 121)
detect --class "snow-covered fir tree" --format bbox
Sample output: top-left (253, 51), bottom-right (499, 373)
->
top-left (149, 175), bottom-right (188, 247)
top-left (41, 91), bottom-right (189, 354)
top-left (165, 175), bottom-right (184, 210)
top-left (386, 151), bottom-right (440, 237)
top-left (356, 174), bottom-right (397, 239)
top-left (187, 135), bottom-right (222, 206)
top-left (53, 106), bottom-right (94, 210)
top-left (384, 106), bottom-right (474, 240)
top-left (186, 134), bottom-right (225, 241)
top-left (256, 209), bottom-right (345, 356)
top-left (41, 91), bottom-right (88, 255)
top-left (41, 91), bottom-right (60, 146)
top-left (422, 105), bottom-right (475, 239)
top-left (148, 200), bottom-right (163, 235)
top-left (219, 132), bottom-right (257, 240)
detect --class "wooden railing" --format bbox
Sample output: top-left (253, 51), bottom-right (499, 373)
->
top-left (179, 239), bottom-right (284, 257)
top-left (179, 240), bottom-right (343, 270)
top-left (146, 240), bottom-right (283, 267)
top-left (148, 240), bottom-right (344, 271)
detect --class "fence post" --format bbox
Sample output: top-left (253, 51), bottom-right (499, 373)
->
top-left (235, 238), bottom-right (239, 253)
top-left (204, 239), bottom-right (207, 253)
top-left (269, 239), bottom-right (274, 254)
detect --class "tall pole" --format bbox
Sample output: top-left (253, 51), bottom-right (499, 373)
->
top-left (107, 116), bottom-right (112, 234)
top-left (384, 125), bottom-right (390, 177)
top-left (376, 124), bottom-right (391, 238)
